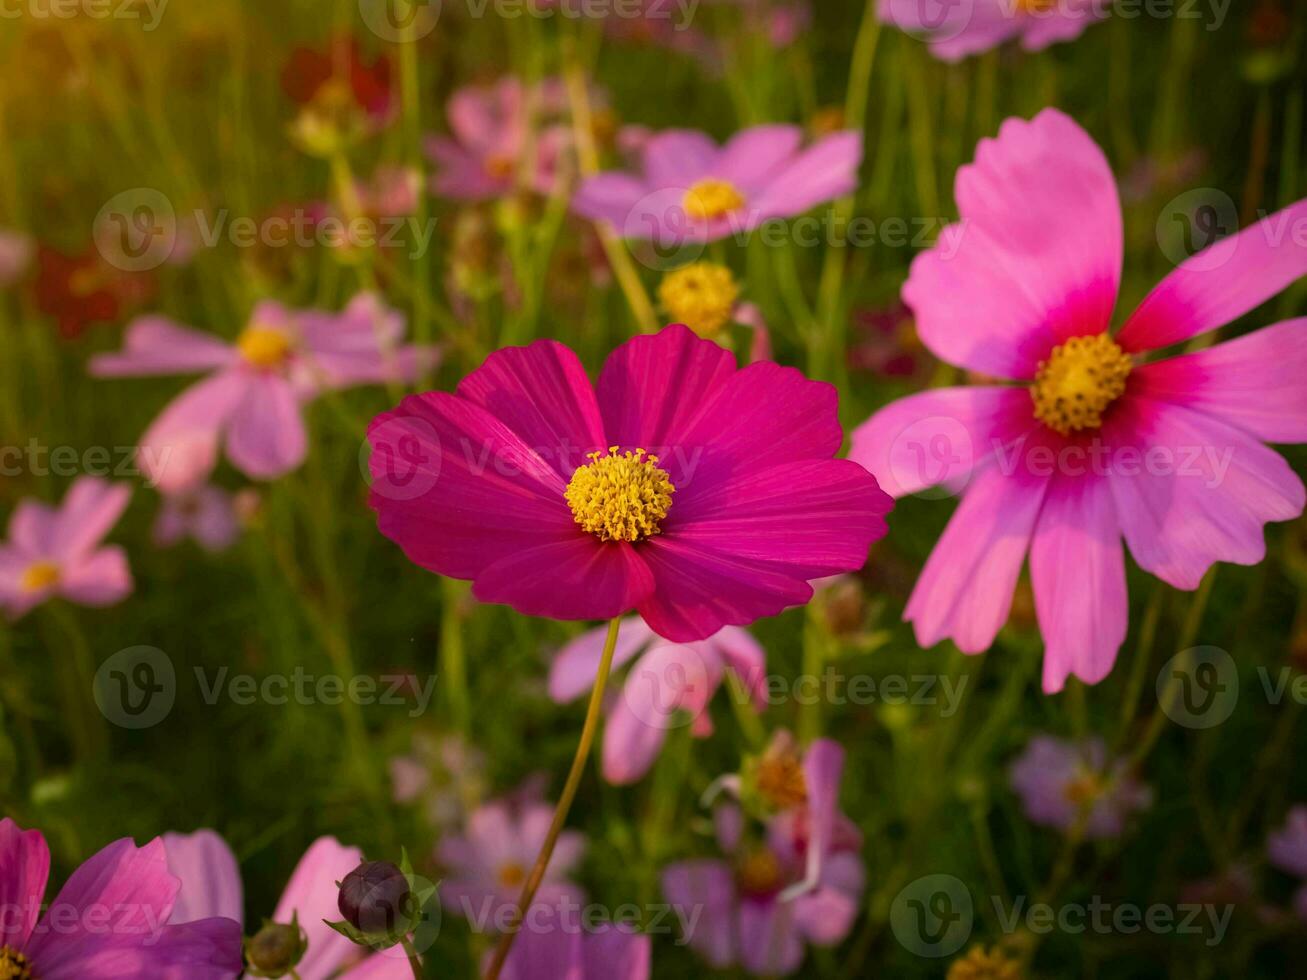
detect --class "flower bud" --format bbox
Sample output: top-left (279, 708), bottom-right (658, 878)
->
top-left (244, 919), bottom-right (307, 978)
top-left (338, 861), bottom-right (411, 934)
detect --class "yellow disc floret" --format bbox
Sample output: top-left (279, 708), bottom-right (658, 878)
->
top-left (20, 561), bottom-right (60, 594)
top-left (682, 179), bottom-right (746, 222)
top-left (565, 447), bottom-right (675, 543)
top-left (0, 945), bottom-right (35, 980)
top-left (237, 325), bottom-right (294, 369)
top-left (1030, 333), bottom-right (1132, 436)
top-left (947, 945), bottom-right (1023, 980)
top-left (658, 262), bottom-right (740, 337)
top-left (736, 848), bottom-right (784, 897)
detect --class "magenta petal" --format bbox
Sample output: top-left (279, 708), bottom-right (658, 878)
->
top-left (473, 537), bottom-right (655, 622)
top-left (88, 316), bottom-right (235, 377)
top-left (139, 371), bottom-right (250, 493)
top-left (163, 831), bottom-right (244, 925)
top-left (906, 465), bottom-right (1049, 653)
top-left (1105, 398), bottom-right (1306, 590)
top-left (43, 918), bottom-right (244, 980)
top-left (58, 546), bottom-right (133, 607)
top-left (273, 837), bottom-right (366, 980)
top-left (661, 860), bottom-right (737, 969)
top-left (906, 109), bottom-right (1122, 378)
top-left (456, 339), bottom-right (606, 480)
top-left (549, 616), bottom-right (654, 702)
top-left (224, 375), bottom-right (308, 480)
top-left (50, 477), bottom-right (130, 560)
top-left (1119, 198), bottom-right (1307, 352)
top-left (737, 897), bottom-right (804, 976)
top-left (1030, 475), bottom-right (1128, 693)
top-left (1131, 319), bottom-right (1307, 443)
top-left (0, 818), bottom-right (49, 950)
top-left (596, 325), bottom-right (736, 459)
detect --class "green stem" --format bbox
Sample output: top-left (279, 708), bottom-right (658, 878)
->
top-left (45, 603), bottom-right (105, 762)
top-left (400, 936), bottom-right (424, 979)
top-left (484, 618), bottom-right (622, 980)
top-left (440, 578), bottom-right (470, 734)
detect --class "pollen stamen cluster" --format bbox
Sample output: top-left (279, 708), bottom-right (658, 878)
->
top-left (1030, 333), bottom-right (1132, 436)
top-left (237, 325), bottom-right (294, 370)
top-left (658, 262), bottom-right (740, 337)
top-left (19, 561), bottom-right (60, 594)
top-left (756, 749), bottom-right (808, 810)
top-left (682, 178), bottom-right (746, 222)
top-left (736, 848), bottom-right (784, 897)
top-left (0, 945), bottom-right (35, 980)
top-left (565, 447), bottom-right (675, 543)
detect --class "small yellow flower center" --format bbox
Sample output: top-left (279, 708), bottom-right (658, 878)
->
top-left (756, 748), bottom-right (808, 810)
top-left (736, 848), bottom-right (784, 897)
top-left (68, 266), bottom-right (106, 297)
top-left (497, 862), bottom-right (527, 890)
top-left (565, 447), bottom-right (675, 543)
top-left (0, 946), bottom-right (35, 980)
top-left (658, 262), bottom-right (740, 337)
top-left (682, 179), bottom-right (746, 222)
top-left (1015, 0), bottom-right (1056, 12)
top-left (947, 944), bottom-right (1023, 980)
top-left (20, 561), bottom-right (60, 594)
top-left (237, 325), bottom-right (294, 369)
top-left (1030, 334), bottom-right (1132, 436)
top-left (1063, 769), bottom-right (1106, 808)
top-left (484, 154), bottom-right (516, 181)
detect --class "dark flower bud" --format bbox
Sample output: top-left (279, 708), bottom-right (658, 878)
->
top-left (338, 861), bottom-right (411, 934)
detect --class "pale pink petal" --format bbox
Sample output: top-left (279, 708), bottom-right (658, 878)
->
top-left (570, 173), bottom-right (650, 229)
top-left (748, 130), bottom-right (862, 218)
top-left (706, 626), bottom-right (768, 706)
top-left (661, 860), bottom-right (736, 968)
top-left (272, 837), bottom-right (365, 980)
top-left (58, 546), bottom-right (133, 607)
top-left (582, 926), bottom-right (650, 980)
top-left (88, 316), bottom-right (235, 377)
top-left (50, 476), bottom-right (131, 560)
top-left (642, 130), bottom-right (719, 186)
top-left (139, 371), bottom-right (251, 493)
top-left (8, 500), bottom-right (57, 555)
top-left (713, 124), bottom-right (804, 190)
top-left (163, 831), bottom-right (244, 925)
top-left (793, 853), bottom-right (864, 945)
top-left (738, 897), bottom-right (804, 976)
top-left (1020, 4), bottom-right (1108, 51)
top-left (224, 375), bottom-right (308, 480)
top-left (0, 818), bottom-right (49, 950)
top-left (497, 926), bottom-right (584, 980)
top-left (548, 616), bottom-right (654, 702)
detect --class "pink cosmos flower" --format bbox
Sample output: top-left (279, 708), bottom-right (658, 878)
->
top-left (572, 125), bottom-right (862, 246)
top-left (0, 477), bottom-right (132, 620)
top-left (91, 292), bottom-right (436, 492)
top-left (1009, 735), bottom-right (1151, 839)
top-left (164, 831), bottom-right (412, 979)
top-left (850, 109), bottom-right (1307, 692)
top-left (879, 0), bottom-right (1109, 62)
top-left (388, 732), bottom-right (487, 831)
top-left (367, 324), bottom-right (891, 642)
top-left (153, 484), bottom-right (242, 553)
top-left (0, 229), bottom-right (32, 286)
top-left (495, 914), bottom-right (650, 980)
top-left (0, 818), bottom-right (242, 979)
top-left (425, 78), bottom-right (571, 202)
top-left (548, 616), bottom-right (768, 784)
top-left (1268, 807), bottom-right (1307, 921)
top-left (662, 741), bottom-right (864, 976)
top-left (437, 796), bottom-right (586, 926)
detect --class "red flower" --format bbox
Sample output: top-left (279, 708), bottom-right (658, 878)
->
top-left (280, 36), bottom-right (393, 122)
top-left (33, 245), bottom-right (154, 339)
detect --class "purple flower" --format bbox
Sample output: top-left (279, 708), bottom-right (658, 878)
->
top-left (1268, 806), bottom-right (1307, 878)
top-left (879, 0), bottom-right (1108, 62)
top-left (549, 616), bottom-right (767, 784)
top-left (493, 914), bottom-right (650, 980)
top-left (1009, 734), bottom-right (1152, 839)
top-left (153, 484), bottom-right (242, 553)
top-left (662, 741), bottom-right (864, 976)
top-left (573, 125), bottom-right (862, 245)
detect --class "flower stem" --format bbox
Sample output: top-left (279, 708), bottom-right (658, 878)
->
top-left (484, 617), bottom-right (622, 980)
top-left (400, 936), bottom-right (424, 979)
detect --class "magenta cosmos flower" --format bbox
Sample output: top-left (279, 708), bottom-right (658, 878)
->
top-left (368, 324), bottom-right (891, 641)
top-left (0, 818), bottom-right (241, 979)
top-left (851, 109), bottom-right (1307, 693)
top-left (495, 915), bottom-right (650, 980)
top-left (879, 0), bottom-right (1108, 62)
top-left (572, 125), bottom-right (862, 246)
top-left (0, 477), bottom-right (132, 620)
top-left (1009, 734), bottom-right (1151, 839)
top-left (91, 292), bottom-right (435, 493)
top-left (663, 741), bottom-right (863, 976)
top-left (164, 831), bottom-right (411, 979)
top-left (549, 616), bottom-right (767, 784)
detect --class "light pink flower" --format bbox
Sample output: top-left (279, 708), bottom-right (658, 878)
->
top-left (164, 831), bottom-right (412, 979)
top-left (0, 477), bottom-right (132, 619)
top-left (851, 109), bottom-right (1307, 692)
top-left (1009, 734), bottom-right (1151, 839)
top-left (549, 616), bottom-right (767, 784)
top-left (495, 915), bottom-right (650, 980)
top-left (437, 795), bottom-right (585, 928)
top-left (153, 484), bottom-right (242, 553)
top-left (573, 125), bottom-right (862, 246)
top-left (879, 0), bottom-right (1109, 62)
top-left (0, 818), bottom-right (241, 979)
top-left (90, 292), bottom-right (436, 492)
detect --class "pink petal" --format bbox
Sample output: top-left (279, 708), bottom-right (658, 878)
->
top-left (849, 386), bottom-right (1037, 497)
top-left (713, 124), bottom-right (803, 190)
top-left (906, 464), bottom-right (1049, 653)
top-left (641, 130), bottom-right (719, 186)
top-left (799, 740), bottom-right (844, 891)
top-left (59, 546), bottom-right (133, 607)
top-left (707, 626), bottom-right (768, 706)
top-left (738, 897), bottom-right (804, 976)
top-left (88, 316), bottom-right (235, 377)
top-left (1131, 319), bottom-right (1307, 443)
top-left (1030, 474), bottom-right (1128, 693)
top-left (456, 339), bottom-right (607, 481)
top-left (582, 926), bottom-right (650, 980)
top-left (748, 130), bottom-right (863, 218)
top-left (472, 536), bottom-right (655, 622)
top-left (8, 500), bottom-right (57, 555)
top-left (224, 375), bottom-right (308, 480)
top-left (793, 853), bottom-right (864, 945)
top-left (548, 616), bottom-right (654, 702)
top-left (1118, 198), bottom-right (1307, 352)
top-left (51, 476), bottom-right (131, 560)
top-left (139, 371), bottom-right (251, 493)
top-left (0, 818), bottom-right (49, 950)
top-left (163, 831), bottom-right (244, 925)
top-left (338, 951), bottom-right (417, 980)
top-left (498, 926), bottom-right (585, 980)
top-left (273, 837), bottom-right (366, 980)
top-left (571, 173), bottom-right (652, 229)
top-left (661, 860), bottom-right (737, 968)
top-left (904, 109), bottom-right (1122, 379)
top-left (43, 917), bottom-right (243, 980)
top-left (1020, 4), bottom-right (1107, 50)
top-left (1104, 397), bottom-right (1306, 590)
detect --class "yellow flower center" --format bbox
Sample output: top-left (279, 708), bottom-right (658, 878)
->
top-left (0, 946), bottom-right (35, 980)
top-left (67, 266), bottom-right (106, 297)
top-left (682, 179), bottom-right (746, 222)
top-left (237, 325), bottom-right (294, 369)
top-left (565, 447), bottom-right (675, 543)
top-left (736, 848), bottom-right (784, 897)
top-left (756, 747), bottom-right (808, 810)
top-left (657, 262), bottom-right (740, 337)
top-left (1063, 769), bottom-right (1106, 808)
top-left (1015, 0), bottom-right (1056, 11)
top-left (20, 561), bottom-right (60, 594)
top-left (1030, 334), bottom-right (1132, 436)
top-left (484, 154), bottom-right (516, 181)
top-left (947, 944), bottom-right (1023, 980)
top-left (497, 862), bottom-right (527, 890)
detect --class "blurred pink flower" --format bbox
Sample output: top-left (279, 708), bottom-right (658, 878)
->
top-left (573, 124), bottom-right (861, 246)
top-left (1009, 734), bottom-right (1151, 839)
top-left (153, 484), bottom-right (242, 553)
top-left (358, 165), bottom-right (422, 217)
top-left (0, 818), bottom-right (241, 979)
top-left (0, 229), bottom-right (32, 286)
top-left (494, 914), bottom-right (650, 980)
top-left (0, 477), bottom-right (132, 620)
top-left (549, 616), bottom-right (767, 784)
top-left (662, 741), bottom-right (863, 976)
top-left (851, 109), bottom-right (1307, 692)
top-left (849, 300), bottom-right (927, 380)
top-left (437, 794), bottom-right (586, 926)
top-left (879, 0), bottom-right (1108, 61)
top-left (91, 292), bottom-right (437, 492)
top-left (164, 831), bottom-right (411, 978)
top-left (388, 732), bottom-right (487, 830)
top-left (1268, 806), bottom-right (1307, 877)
